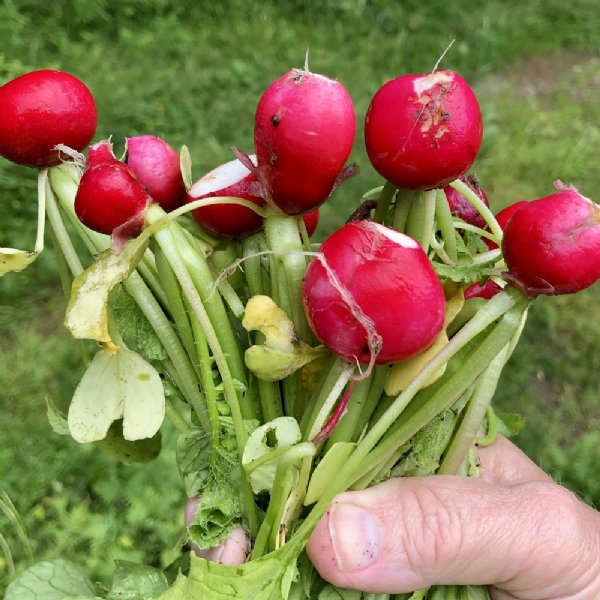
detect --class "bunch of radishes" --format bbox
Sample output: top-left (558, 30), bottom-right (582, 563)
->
top-left (2, 63), bottom-right (600, 600)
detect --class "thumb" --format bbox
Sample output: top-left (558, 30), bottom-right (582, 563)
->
top-left (306, 462), bottom-right (600, 597)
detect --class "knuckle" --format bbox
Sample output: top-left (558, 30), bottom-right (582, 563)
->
top-left (398, 484), bottom-right (463, 577)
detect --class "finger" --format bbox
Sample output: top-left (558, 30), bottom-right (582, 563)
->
top-left (476, 435), bottom-right (551, 486)
top-left (306, 476), bottom-right (600, 597)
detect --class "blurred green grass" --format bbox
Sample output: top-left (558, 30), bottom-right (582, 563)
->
top-left (2, 0), bottom-right (600, 593)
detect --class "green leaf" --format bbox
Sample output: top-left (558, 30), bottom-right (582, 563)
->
top-left (495, 412), bottom-right (525, 438)
top-left (4, 559), bottom-right (96, 600)
top-left (242, 417), bottom-right (302, 494)
top-left (318, 584), bottom-right (362, 600)
top-left (433, 261), bottom-right (487, 285)
top-left (305, 443), bottom-right (355, 506)
top-left (0, 247), bottom-right (39, 276)
top-left (68, 346), bottom-right (165, 443)
top-left (188, 479), bottom-right (241, 550)
top-left (111, 288), bottom-right (167, 361)
top-left (46, 397), bottom-right (70, 436)
top-left (65, 239), bottom-right (148, 346)
top-left (245, 345), bottom-right (328, 382)
top-left (107, 560), bottom-right (169, 599)
top-left (176, 429), bottom-right (212, 497)
top-left (95, 420), bottom-right (162, 464)
top-left (155, 548), bottom-right (300, 600)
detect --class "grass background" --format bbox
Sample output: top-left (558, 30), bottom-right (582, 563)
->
top-left (2, 0), bottom-right (600, 593)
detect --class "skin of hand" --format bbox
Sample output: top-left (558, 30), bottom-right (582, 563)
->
top-left (306, 436), bottom-right (600, 599)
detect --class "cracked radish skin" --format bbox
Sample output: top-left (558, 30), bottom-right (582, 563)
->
top-left (0, 69), bottom-right (97, 167)
top-left (302, 221), bottom-right (445, 364)
top-left (188, 155), bottom-right (266, 238)
top-left (364, 70), bottom-right (482, 190)
top-left (254, 68), bottom-right (356, 215)
top-left (502, 187), bottom-right (600, 296)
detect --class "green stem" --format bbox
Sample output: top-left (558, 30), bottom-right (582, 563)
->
top-left (392, 188), bottom-right (414, 232)
top-left (449, 179), bottom-right (503, 239)
top-left (264, 210), bottom-right (310, 344)
top-left (453, 220), bottom-right (500, 246)
top-left (45, 182), bottom-right (83, 276)
top-left (434, 188), bottom-right (458, 264)
top-left (406, 189), bottom-right (436, 251)
top-left (437, 345), bottom-right (509, 475)
top-left (164, 397), bottom-right (192, 433)
top-left (476, 405), bottom-right (498, 447)
top-left (373, 181), bottom-right (396, 223)
top-left (324, 376), bottom-right (371, 448)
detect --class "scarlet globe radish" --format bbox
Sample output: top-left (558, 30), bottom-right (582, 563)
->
top-left (502, 185), bottom-right (600, 296)
top-left (364, 69), bottom-right (482, 190)
top-left (254, 68), bottom-right (356, 215)
top-left (187, 155), bottom-right (266, 238)
top-left (444, 175), bottom-right (489, 228)
top-left (0, 70), bottom-right (97, 167)
top-left (484, 200), bottom-right (528, 250)
top-left (302, 209), bottom-right (320, 237)
top-left (302, 221), bottom-right (445, 364)
top-left (75, 141), bottom-right (152, 236)
top-left (126, 135), bottom-right (186, 211)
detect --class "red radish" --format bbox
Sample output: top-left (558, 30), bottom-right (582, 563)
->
top-left (188, 155), bottom-right (265, 238)
top-left (75, 141), bottom-right (152, 236)
top-left (302, 209), bottom-right (320, 237)
top-left (484, 200), bottom-right (528, 250)
top-left (364, 69), bottom-right (482, 190)
top-left (444, 174), bottom-right (489, 228)
top-left (502, 185), bottom-right (600, 296)
top-left (126, 135), bottom-right (186, 211)
top-left (303, 221), bottom-right (445, 364)
top-left (254, 68), bottom-right (356, 215)
top-left (0, 70), bottom-right (97, 167)
top-left (464, 279), bottom-right (502, 300)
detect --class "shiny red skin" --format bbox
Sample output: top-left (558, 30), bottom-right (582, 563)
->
top-left (302, 209), bottom-right (320, 237)
top-left (365, 70), bottom-right (482, 190)
top-left (188, 171), bottom-right (265, 239)
top-left (502, 189), bottom-right (600, 296)
top-left (444, 175), bottom-right (489, 228)
top-left (485, 200), bottom-right (528, 250)
top-left (75, 161), bottom-right (152, 235)
top-left (254, 69), bottom-right (356, 215)
top-left (0, 70), bottom-right (97, 167)
top-left (303, 221), bottom-right (445, 364)
top-left (126, 135), bottom-right (186, 211)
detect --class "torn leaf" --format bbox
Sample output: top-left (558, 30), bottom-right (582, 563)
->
top-left (68, 345), bottom-right (165, 443)
top-left (65, 239), bottom-right (148, 345)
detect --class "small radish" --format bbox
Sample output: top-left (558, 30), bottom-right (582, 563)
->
top-left (254, 68), bottom-right (356, 215)
top-left (126, 135), bottom-right (186, 211)
top-left (302, 221), bottom-right (445, 364)
top-left (484, 200), bottom-right (528, 250)
top-left (187, 155), bottom-right (265, 238)
top-left (75, 140), bottom-right (152, 236)
top-left (444, 174), bottom-right (489, 228)
top-left (0, 70), bottom-right (97, 167)
top-left (502, 184), bottom-right (600, 296)
top-left (364, 69), bottom-right (482, 190)
top-left (302, 209), bottom-right (320, 237)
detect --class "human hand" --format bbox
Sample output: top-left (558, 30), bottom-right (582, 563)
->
top-left (307, 436), bottom-right (600, 599)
